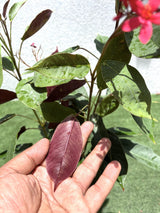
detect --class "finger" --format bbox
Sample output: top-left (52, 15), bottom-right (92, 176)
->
top-left (1, 138), bottom-right (50, 175)
top-left (80, 121), bottom-right (94, 149)
top-left (85, 161), bottom-right (121, 213)
top-left (73, 138), bottom-right (111, 193)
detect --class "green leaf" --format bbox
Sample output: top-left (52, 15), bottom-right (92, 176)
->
top-left (21, 9), bottom-right (52, 41)
top-left (9, 0), bottom-right (27, 21)
top-left (0, 100), bottom-right (42, 165)
top-left (0, 45), bottom-right (3, 87)
top-left (152, 25), bottom-right (160, 47)
top-left (62, 45), bottom-right (80, 53)
top-left (94, 34), bottom-right (108, 53)
top-left (29, 53), bottom-right (90, 87)
top-left (0, 114), bottom-right (15, 124)
top-left (96, 94), bottom-right (119, 117)
top-left (16, 78), bottom-right (47, 110)
top-left (132, 115), bottom-right (155, 143)
top-left (90, 114), bottom-right (128, 189)
top-left (96, 30), bottom-right (131, 90)
top-left (2, 56), bottom-right (14, 71)
top-left (40, 102), bottom-right (75, 122)
top-left (121, 139), bottom-right (160, 171)
top-left (102, 60), bottom-right (152, 119)
top-left (125, 28), bottom-right (160, 58)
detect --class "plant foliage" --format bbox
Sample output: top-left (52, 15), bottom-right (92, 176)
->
top-left (0, 0), bottom-right (159, 192)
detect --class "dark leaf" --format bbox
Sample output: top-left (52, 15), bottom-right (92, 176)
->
top-left (45, 79), bottom-right (86, 102)
top-left (46, 115), bottom-right (83, 190)
top-left (21, 9), bottom-right (52, 40)
top-left (3, 0), bottom-right (10, 18)
top-left (15, 143), bottom-right (32, 154)
top-left (91, 114), bottom-right (128, 189)
top-left (0, 89), bottom-right (17, 104)
top-left (94, 34), bottom-right (108, 53)
top-left (96, 30), bottom-right (131, 90)
top-left (0, 114), bottom-right (15, 124)
top-left (106, 130), bottom-right (128, 176)
top-left (2, 56), bottom-right (14, 71)
top-left (41, 101), bottom-right (75, 122)
top-left (17, 126), bottom-right (26, 139)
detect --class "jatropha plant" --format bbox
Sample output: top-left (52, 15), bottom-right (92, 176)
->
top-left (0, 0), bottom-right (160, 190)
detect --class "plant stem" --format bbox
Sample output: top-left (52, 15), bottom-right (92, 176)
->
top-left (4, 69), bottom-right (19, 80)
top-left (92, 90), bottom-right (102, 114)
top-left (2, 20), bottom-right (22, 80)
top-left (87, 74), bottom-right (95, 121)
top-left (79, 47), bottom-right (99, 59)
top-left (33, 110), bottom-right (48, 138)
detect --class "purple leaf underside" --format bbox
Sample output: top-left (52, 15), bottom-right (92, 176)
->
top-left (45, 79), bottom-right (86, 102)
top-left (0, 89), bottom-right (17, 104)
top-left (46, 115), bottom-right (83, 190)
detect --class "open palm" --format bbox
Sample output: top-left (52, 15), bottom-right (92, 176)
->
top-left (0, 122), bottom-right (121, 213)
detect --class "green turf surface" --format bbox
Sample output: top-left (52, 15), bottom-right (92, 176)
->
top-left (99, 95), bottom-right (160, 213)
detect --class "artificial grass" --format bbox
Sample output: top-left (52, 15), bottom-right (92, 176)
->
top-left (99, 95), bottom-right (160, 213)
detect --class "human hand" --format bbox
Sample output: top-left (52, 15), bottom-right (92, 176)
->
top-left (0, 121), bottom-right (121, 213)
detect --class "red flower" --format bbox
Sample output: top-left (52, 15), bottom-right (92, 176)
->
top-left (122, 0), bottom-right (160, 44)
top-left (120, 0), bottom-right (129, 8)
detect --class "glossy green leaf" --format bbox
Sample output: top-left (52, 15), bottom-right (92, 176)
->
top-left (96, 95), bottom-right (119, 117)
top-left (9, 0), bottom-right (27, 21)
top-left (121, 139), bottom-right (160, 171)
top-left (0, 45), bottom-right (3, 87)
top-left (2, 56), bottom-right (14, 71)
top-left (29, 53), bottom-right (90, 87)
top-left (16, 78), bottom-right (47, 110)
top-left (40, 102), bottom-right (75, 122)
top-left (102, 60), bottom-right (152, 119)
top-left (21, 9), bottom-right (52, 40)
top-left (96, 30), bottom-right (131, 90)
top-left (125, 28), bottom-right (160, 58)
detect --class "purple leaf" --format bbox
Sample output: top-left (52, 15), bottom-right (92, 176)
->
top-left (45, 79), bottom-right (86, 102)
top-left (21, 9), bottom-right (52, 41)
top-left (3, 0), bottom-right (10, 18)
top-left (46, 115), bottom-right (83, 190)
top-left (0, 89), bottom-right (17, 104)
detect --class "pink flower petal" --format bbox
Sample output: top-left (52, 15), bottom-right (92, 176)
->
top-left (151, 13), bottom-right (160, 24)
top-left (149, 0), bottom-right (160, 11)
top-left (129, 0), bottom-right (144, 14)
top-left (139, 21), bottom-right (153, 44)
top-left (122, 17), bottom-right (141, 32)
top-left (120, 0), bottom-right (128, 8)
